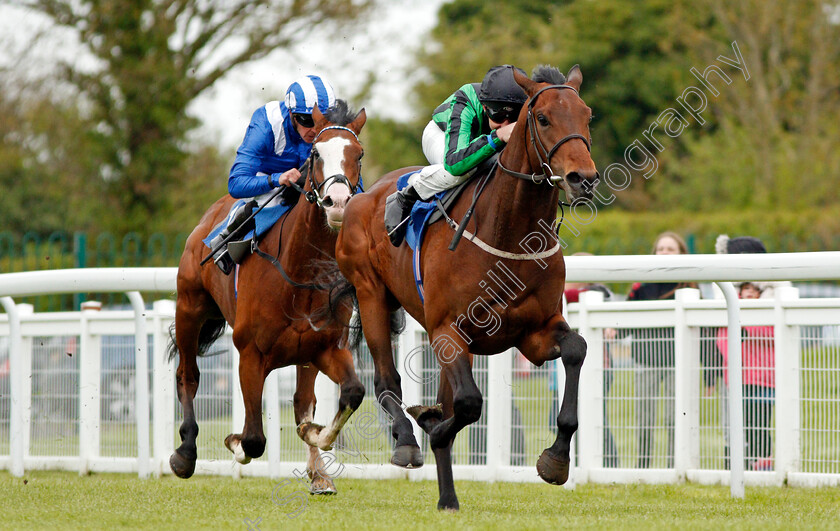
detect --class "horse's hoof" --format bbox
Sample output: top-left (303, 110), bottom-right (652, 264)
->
top-left (169, 450), bottom-right (196, 479)
top-left (391, 444), bottom-right (423, 469)
top-left (437, 497), bottom-right (460, 512)
top-left (224, 434), bottom-right (252, 465)
top-left (308, 472), bottom-right (337, 495)
top-left (536, 448), bottom-right (569, 485)
top-left (406, 404), bottom-right (443, 433)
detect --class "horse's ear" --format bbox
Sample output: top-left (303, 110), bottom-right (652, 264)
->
top-left (349, 108), bottom-right (366, 134)
top-left (566, 64), bottom-right (583, 91)
top-left (312, 104), bottom-right (328, 128)
top-left (513, 68), bottom-right (539, 97)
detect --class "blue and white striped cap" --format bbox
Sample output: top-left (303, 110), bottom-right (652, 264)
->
top-left (284, 75), bottom-right (336, 115)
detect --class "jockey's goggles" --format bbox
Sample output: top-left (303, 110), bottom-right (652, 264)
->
top-left (293, 113), bottom-right (315, 128)
top-left (483, 101), bottom-right (522, 124)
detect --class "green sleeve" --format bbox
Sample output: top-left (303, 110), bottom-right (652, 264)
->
top-left (439, 84), bottom-right (504, 176)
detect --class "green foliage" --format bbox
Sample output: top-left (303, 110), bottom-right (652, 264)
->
top-left (5, 0), bottom-right (372, 236)
top-left (359, 117), bottom-right (425, 183)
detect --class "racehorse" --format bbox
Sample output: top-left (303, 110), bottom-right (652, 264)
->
top-left (168, 102), bottom-right (367, 494)
top-left (331, 66), bottom-right (598, 509)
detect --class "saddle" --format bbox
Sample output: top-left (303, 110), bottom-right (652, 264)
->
top-left (202, 178), bottom-right (304, 275)
top-left (399, 154), bottom-right (497, 251)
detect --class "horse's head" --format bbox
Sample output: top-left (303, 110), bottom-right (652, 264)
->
top-left (308, 101), bottom-right (367, 230)
top-left (512, 65), bottom-right (599, 202)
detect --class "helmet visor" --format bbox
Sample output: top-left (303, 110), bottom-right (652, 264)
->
top-left (483, 101), bottom-right (522, 124)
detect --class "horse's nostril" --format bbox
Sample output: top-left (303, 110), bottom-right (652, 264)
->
top-left (565, 172), bottom-right (583, 185)
top-left (322, 197), bottom-right (334, 208)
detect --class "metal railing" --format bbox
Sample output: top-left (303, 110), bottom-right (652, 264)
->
top-left (1, 253), bottom-right (839, 497)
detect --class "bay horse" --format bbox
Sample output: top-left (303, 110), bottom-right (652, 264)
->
top-left (332, 66), bottom-right (598, 509)
top-left (168, 101), bottom-right (367, 494)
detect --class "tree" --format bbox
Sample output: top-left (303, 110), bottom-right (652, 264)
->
top-left (9, 0), bottom-right (371, 233)
top-left (412, 0), bottom-right (696, 209)
top-left (651, 0), bottom-right (840, 211)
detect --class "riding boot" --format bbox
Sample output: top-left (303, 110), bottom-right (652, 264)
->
top-left (384, 185), bottom-right (421, 247)
top-left (208, 200), bottom-right (257, 275)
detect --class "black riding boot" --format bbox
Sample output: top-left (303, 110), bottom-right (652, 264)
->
top-left (384, 185), bottom-right (421, 247)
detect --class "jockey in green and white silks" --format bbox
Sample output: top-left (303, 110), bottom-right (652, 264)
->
top-left (385, 65), bottom-right (528, 247)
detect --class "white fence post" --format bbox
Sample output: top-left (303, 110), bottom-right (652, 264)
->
top-left (78, 304), bottom-right (102, 475)
top-left (397, 315), bottom-right (424, 450)
top-left (127, 291), bottom-right (151, 479)
top-left (774, 286), bottom-right (801, 481)
top-left (2, 298), bottom-right (27, 476)
top-left (264, 369), bottom-right (282, 479)
top-left (152, 299), bottom-right (176, 477)
top-left (231, 339), bottom-right (244, 478)
top-left (577, 290), bottom-right (604, 482)
top-left (487, 348), bottom-right (513, 477)
top-left (717, 281), bottom-right (745, 499)
top-left (674, 288), bottom-right (701, 475)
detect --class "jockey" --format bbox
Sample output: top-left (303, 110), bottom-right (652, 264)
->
top-left (385, 65), bottom-right (528, 246)
top-left (211, 74), bottom-right (336, 273)
top-left (228, 74), bottom-right (336, 199)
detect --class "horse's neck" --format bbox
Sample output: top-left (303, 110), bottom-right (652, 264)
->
top-left (477, 145), bottom-right (560, 246)
top-left (282, 200), bottom-right (335, 261)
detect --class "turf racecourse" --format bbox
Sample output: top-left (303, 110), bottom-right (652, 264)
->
top-left (1, 472), bottom-right (838, 530)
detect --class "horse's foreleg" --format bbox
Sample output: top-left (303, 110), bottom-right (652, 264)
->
top-left (357, 286), bottom-right (423, 469)
top-left (520, 314), bottom-right (587, 485)
top-left (170, 312), bottom-right (203, 479)
top-left (224, 345), bottom-right (267, 464)
top-left (297, 348), bottom-right (365, 451)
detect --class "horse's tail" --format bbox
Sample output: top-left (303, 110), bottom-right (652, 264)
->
top-left (311, 259), bottom-right (405, 351)
top-left (166, 319), bottom-right (227, 362)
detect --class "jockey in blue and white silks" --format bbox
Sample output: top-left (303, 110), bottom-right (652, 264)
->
top-left (228, 74), bottom-right (336, 198)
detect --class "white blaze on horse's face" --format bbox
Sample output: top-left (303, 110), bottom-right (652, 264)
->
top-left (315, 136), bottom-right (354, 230)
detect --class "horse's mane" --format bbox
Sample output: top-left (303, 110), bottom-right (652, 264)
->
top-left (531, 65), bottom-right (566, 85)
top-left (324, 99), bottom-right (357, 126)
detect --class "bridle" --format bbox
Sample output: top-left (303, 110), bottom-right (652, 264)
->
top-left (497, 84), bottom-right (591, 189)
top-left (290, 125), bottom-right (363, 207)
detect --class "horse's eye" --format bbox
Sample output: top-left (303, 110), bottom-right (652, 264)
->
top-left (537, 114), bottom-right (549, 126)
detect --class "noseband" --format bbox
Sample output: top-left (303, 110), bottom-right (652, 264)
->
top-left (497, 84), bottom-right (591, 185)
top-left (295, 125), bottom-right (362, 207)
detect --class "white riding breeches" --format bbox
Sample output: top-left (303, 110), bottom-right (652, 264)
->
top-left (411, 120), bottom-right (471, 200)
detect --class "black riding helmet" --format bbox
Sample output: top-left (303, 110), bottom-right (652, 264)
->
top-left (479, 65), bottom-right (528, 123)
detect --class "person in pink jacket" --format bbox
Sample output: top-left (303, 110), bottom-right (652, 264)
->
top-left (716, 281), bottom-right (775, 470)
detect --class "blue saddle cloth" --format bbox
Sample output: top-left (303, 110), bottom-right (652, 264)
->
top-left (201, 200), bottom-right (293, 248)
top-left (397, 172), bottom-right (449, 304)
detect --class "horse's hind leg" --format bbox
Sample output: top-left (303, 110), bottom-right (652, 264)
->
top-left (170, 308), bottom-right (214, 478)
top-left (356, 285), bottom-right (423, 468)
top-left (409, 334), bottom-right (481, 511)
top-left (297, 347), bottom-right (365, 451)
top-left (293, 363), bottom-right (337, 495)
top-left (520, 314), bottom-right (587, 485)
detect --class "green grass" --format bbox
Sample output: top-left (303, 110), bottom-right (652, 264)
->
top-left (1, 471), bottom-right (838, 530)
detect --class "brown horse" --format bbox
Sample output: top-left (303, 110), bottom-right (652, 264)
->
top-left (168, 102), bottom-right (367, 494)
top-left (332, 66), bottom-right (598, 509)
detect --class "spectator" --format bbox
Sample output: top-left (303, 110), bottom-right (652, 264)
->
top-left (623, 232), bottom-right (696, 468)
top-left (715, 281), bottom-right (776, 471)
top-left (706, 234), bottom-right (784, 470)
